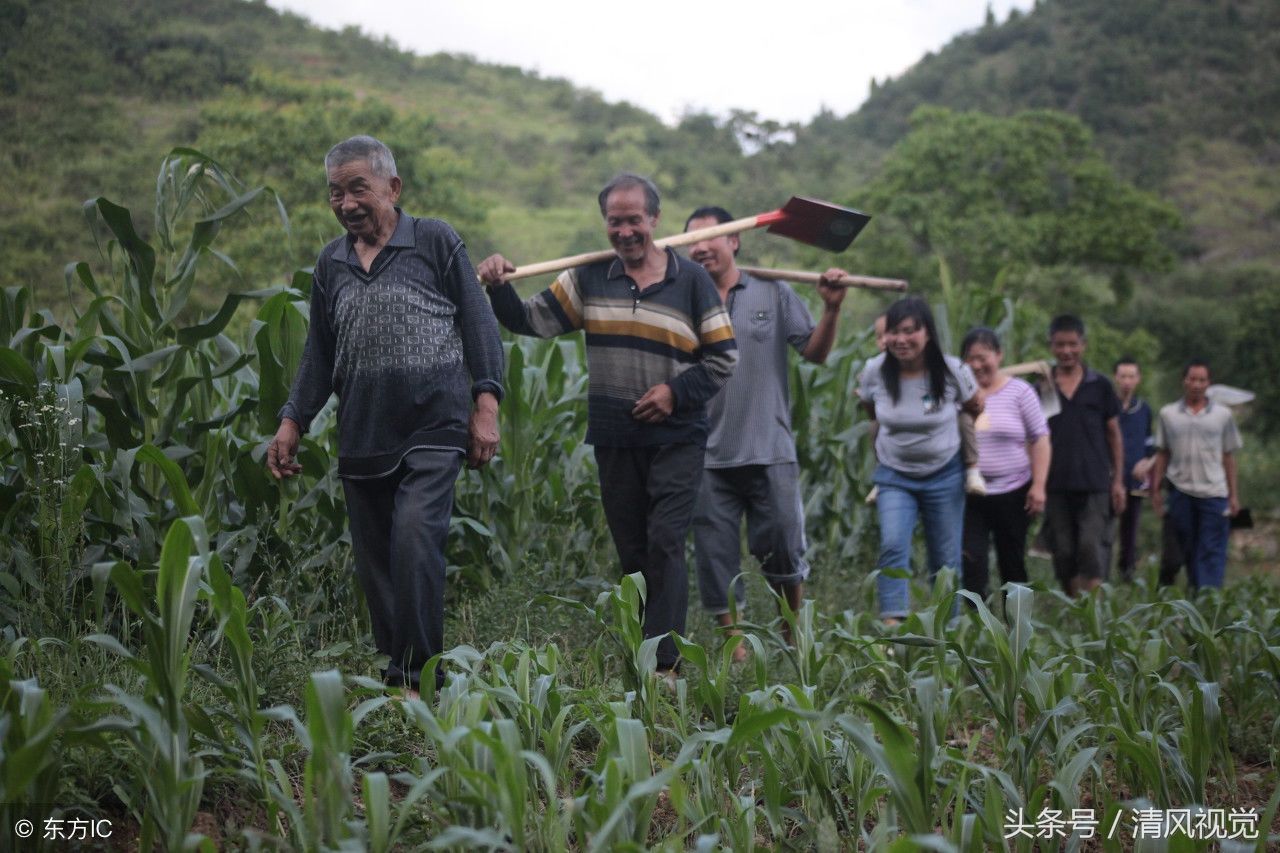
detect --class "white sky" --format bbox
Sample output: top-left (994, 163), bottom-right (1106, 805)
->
top-left (266, 0), bottom-right (1034, 124)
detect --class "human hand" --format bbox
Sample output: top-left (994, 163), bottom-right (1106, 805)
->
top-left (816, 268), bottom-right (849, 311)
top-left (632, 383), bottom-right (675, 423)
top-left (1025, 484), bottom-right (1046, 515)
top-left (1111, 480), bottom-right (1127, 515)
top-left (476, 254), bottom-right (516, 286)
top-left (467, 393), bottom-right (500, 469)
top-left (1228, 495), bottom-right (1240, 517)
top-left (267, 419), bottom-right (303, 479)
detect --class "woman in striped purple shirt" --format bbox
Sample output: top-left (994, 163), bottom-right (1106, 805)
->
top-left (960, 328), bottom-right (1051, 601)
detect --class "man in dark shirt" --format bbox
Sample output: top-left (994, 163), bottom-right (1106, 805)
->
top-left (1110, 357), bottom-right (1155, 580)
top-left (267, 135), bottom-right (505, 697)
top-left (1043, 314), bottom-right (1125, 596)
top-left (477, 174), bottom-right (736, 682)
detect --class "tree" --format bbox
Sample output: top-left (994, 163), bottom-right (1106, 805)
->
top-left (1232, 274), bottom-right (1280, 439)
top-left (855, 107), bottom-right (1181, 296)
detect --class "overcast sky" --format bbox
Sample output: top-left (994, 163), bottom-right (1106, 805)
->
top-left (266, 0), bottom-right (1034, 124)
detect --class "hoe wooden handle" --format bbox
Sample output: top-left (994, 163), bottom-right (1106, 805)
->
top-left (740, 266), bottom-right (908, 291)
top-left (1000, 360), bottom-right (1052, 377)
top-left (500, 214), bottom-right (777, 282)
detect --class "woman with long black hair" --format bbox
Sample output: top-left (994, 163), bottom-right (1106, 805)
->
top-left (858, 297), bottom-right (981, 623)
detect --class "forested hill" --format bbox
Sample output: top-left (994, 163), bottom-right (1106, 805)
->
top-left (801, 0), bottom-right (1280, 264)
top-left (2, 0), bottom-right (1276, 327)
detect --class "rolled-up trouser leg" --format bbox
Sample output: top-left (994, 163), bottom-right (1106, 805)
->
top-left (745, 462), bottom-right (811, 589)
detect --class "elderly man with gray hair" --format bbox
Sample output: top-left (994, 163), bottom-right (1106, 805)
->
top-left (267, 135), bottom-right (505, 697)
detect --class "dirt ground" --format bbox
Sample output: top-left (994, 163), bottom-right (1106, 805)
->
top-left (1231, 516), bottom-right (1280, 579)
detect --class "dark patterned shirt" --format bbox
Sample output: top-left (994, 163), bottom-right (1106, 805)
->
top-left (281, 211), bottom-right (504, 478)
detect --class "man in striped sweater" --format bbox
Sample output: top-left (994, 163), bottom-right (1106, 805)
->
top-left (477, 174), bottom-right (737, 679)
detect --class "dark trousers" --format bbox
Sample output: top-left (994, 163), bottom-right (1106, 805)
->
top-left (1166, 487), bottom-right (1230, 590)
top-left (342, 449), bottom-right (462, 689)
top-left (1116, 495), bottom-right (1143, 581)
top-left (1046, 490), bottom-right (1111, 592)
top-left (594, 443), bottom-right (703, 670)
top-left (962, 483), bottom-right (1031, 600)
top-left (1159, 512), bottom-right (1186, 587)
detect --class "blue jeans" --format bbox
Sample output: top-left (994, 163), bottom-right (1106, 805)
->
top-left (874, 454), bottom-right (965, 619)
top-left (1166, 487), bottom-right (1229, 589)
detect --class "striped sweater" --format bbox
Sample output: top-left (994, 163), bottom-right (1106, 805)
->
top-left (488, 249), bottom-right (737, 447)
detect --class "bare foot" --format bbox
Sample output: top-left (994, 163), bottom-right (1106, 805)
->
top-left (716, 612), bottom-right (749, 663)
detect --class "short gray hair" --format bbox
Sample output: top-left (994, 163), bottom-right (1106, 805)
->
top-left (325, 135), bottom-right (398, 178)
top-left (597, 172), bottom-right (660, 217)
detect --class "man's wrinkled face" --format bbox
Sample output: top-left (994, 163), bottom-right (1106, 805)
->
top-left (1114, 363), bottom-right (1141, 398)
top-left (1050, 330), bottom-right (1084, 370)
top-left (327, 159), bottom-right (401, 244)
top-left (604, 186), bottom-right (657, 265)
top-left (686, 216), bottom-right (739, 281)
top-left (1183, 365), bottom-right (1210, 402)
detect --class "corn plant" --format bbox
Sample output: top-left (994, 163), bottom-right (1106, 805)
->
top-left (0, 649), bottom-right (67, 851)
top-left (81, 515), bottom-right (212, 851)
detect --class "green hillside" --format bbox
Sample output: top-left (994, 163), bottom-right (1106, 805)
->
top-left (1, 0), bottom-right (823, 309)
top-left (814, 0), bottom-right (1280, 264)
top-left (2, 0), bottom-right (1278, 399)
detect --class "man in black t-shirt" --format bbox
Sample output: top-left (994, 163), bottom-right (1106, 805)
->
top-left (1043, 315), bottom-right (1125, 596)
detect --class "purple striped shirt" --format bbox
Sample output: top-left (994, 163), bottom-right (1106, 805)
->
top-left (973, 378), bottom-right (1049, 494)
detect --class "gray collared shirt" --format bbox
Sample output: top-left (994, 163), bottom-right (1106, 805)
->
top-left (1156, 398), bottom-right (1241, 498)
top-left (704, 272), bottom-right (815, 468)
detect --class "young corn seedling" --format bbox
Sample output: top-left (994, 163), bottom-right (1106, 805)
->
top-left (82, 516), bottom-right (212, 851)
top-left (1, 651), bottom-right (67, 852)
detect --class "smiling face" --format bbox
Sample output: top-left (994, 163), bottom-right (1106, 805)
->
top-left (965, 342), bottom-right (1003, 388)
top-left (604, 185), bottom-right (657, 265)
top-left (887, 315), bottom-right (929, 367)
top-left (685, 215), bottom-right (738, 283)
top-left (1050, 330), bottom-right (1084, 371)
top-left (327, 158), bottom-right (401, 246)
